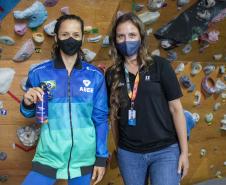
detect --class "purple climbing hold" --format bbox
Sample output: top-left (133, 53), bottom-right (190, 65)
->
top-left (13, 39), bottom-right (35, 62)
top-left (180, 75), bottom-right (195, 92)
top-left (0, 108), bottom-right (7, 116)
top-left (14, 23), bottom-right (27, 36)
top-left (61, 6), bottom-right (70, 15)
top-left (182, 44), bottom-right (192, 54)
top-left (44, 0), bottom-right (59, 7)
top-left (0, 6), bottom-right (4, 12)
top-left (167, 50), bottom-right (177, 62)
top-left (201, 76), bottom-right (216, 97)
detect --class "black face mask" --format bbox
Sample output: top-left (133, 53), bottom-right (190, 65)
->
top-left (57, 37), bottom-right (82, 56)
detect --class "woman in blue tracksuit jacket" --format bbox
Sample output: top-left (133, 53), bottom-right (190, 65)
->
top-left (20, 14), bottom-right (109, 185)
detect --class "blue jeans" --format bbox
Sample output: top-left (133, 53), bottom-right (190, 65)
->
top-left (117, 143), bottom-right (181, 185)
top-left (22, 171), bottom-right (91, 185)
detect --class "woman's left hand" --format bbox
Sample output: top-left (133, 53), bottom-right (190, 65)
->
top-left (178, 152), bottom-right (189, 179)
top-left (91, 166), bottom-right (106, 185)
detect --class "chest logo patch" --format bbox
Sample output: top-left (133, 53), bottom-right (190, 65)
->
top-left (83, 80), bottom-right (91, 87)
top-left (43, 80), bottom-right (56, 90)
top-left (80, 79), bottom-right (93, 93)
top-left (145, 75), bottom-right (150, 81)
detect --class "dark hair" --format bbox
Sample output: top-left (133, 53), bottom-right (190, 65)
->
top-left (51, 14), bottom-right (85, 59)
top-left (109, 12), bottom-right (153, 124)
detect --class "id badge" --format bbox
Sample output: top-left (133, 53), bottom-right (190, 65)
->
top-left (128, 109), bottom-right (136, 126)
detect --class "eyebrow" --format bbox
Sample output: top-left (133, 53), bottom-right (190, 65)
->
top-left (117, 31), bottom-right (137, 35)
top-left (59, 31), bottom-right (80, 34)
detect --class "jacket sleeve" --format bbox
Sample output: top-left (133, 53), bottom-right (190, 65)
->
top-left (20, 70), bottom-right (37, 118)
top-left (92, 73), bottom-right (109, 167)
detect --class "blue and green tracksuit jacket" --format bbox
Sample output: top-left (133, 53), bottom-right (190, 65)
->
top-left (20, 57), bottom-right (109, 179)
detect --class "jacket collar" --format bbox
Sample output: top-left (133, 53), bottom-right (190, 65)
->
top-left (54, 52), bottom-right (82, 70)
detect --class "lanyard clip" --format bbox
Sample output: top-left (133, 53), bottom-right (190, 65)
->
top-left (131, 101), bottom-right (135, 109)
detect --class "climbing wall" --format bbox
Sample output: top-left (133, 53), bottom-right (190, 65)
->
top-left (95, 61), bottom-right (226, 185)
top-left (0, 60), bottom-right (37, 185)
top-left (96, 0), bottom-right (226, 183)
top-left (0, 0), bottom-right (120, 184)
top-left (0, 0), bottom-right (226, 185)
top-left (0, 0), bottom-right (120, 61)
top-left (0, 59), bottom-right (225, 185)
top-left (173, 61), bottom-right (226, 184)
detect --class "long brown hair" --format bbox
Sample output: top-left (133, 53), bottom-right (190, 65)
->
top-left (109, 12), bottom-right (153, 126)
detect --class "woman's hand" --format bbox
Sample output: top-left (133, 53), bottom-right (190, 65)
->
top-left (23, 87), bottom-right (44, 106)
top-left (178, 152), bottom-right (189, 179)
top-left (91, 166), bottom-right (106, 185)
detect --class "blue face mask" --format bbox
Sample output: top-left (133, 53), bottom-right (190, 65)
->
top-left (116, 40), bottom-right (141, 57)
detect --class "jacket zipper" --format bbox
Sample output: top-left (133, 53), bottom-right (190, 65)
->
top-left (67, 74), bottom-right (74, 179)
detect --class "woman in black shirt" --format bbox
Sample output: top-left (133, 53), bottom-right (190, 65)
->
top-left (106, 13), bottom-right (189, 185)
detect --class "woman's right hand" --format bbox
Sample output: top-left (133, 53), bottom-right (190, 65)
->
top-left (23, 87), bottom-right (44, 106)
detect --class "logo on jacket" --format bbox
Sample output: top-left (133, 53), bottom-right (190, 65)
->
top-left (145, 75), bottom-right (150, 81)
top-left (83, 80), bottom-right (91, 87)
top-left (43, 80), bottom-right (56, 90)
top-left (80, 80), bottom-right (93, 93)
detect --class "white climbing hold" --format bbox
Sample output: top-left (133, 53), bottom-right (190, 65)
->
top-left (0, 101), bottom-right (3, 109)
top-left (192, 113), bottom-right (200, 123)
top-left (215, 171), bottom-right (222, 178)
top-left (82, 48), bottom-right (96, 62)
top-left (17, 124), bottom-right (40, 147)
top-left (12, 143), bottom-right (16, 150)
top-left (200, 148), bottom-right (207, 157)
top-left (193, 91), bottom-right (201, 106)
top-left (44, 20), bottom-right (57, 36)
top-left (87, 35), bottom-right (102, 43)
top-left (175, 63), bottom-right (185, 74)
top-left (205, 113), bottom-right (213, 125)
top-left (213, 53), bottom-right (223, 61)
top-left (146, 28), bottom-right (153, 36)
top-left (0, 68), bottom-right (16, 94)
top-left (213, 102), bottom-right (221, 111)
top-left (138, 11), bottom-right (160, 25)
top-left (151, 49), bottom-right (160, 56)
top-left (220, 115), bottom-right (226, 131)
